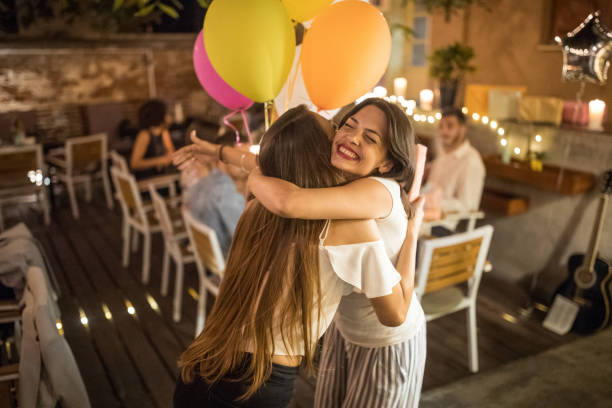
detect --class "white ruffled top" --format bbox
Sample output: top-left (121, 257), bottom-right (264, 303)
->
top-left (333, 177), bottom-right (425, 348)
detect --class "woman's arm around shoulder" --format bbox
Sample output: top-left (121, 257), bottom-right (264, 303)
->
top-left (248, 170), bottom-right (393, 220)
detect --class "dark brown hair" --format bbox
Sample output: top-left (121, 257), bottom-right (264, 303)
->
top-left (441, 107), bottom-right (467, 124)
top-left (138, 99), bottom-right (167, 129)
top-left (178, 105), bottom-right (341, 399)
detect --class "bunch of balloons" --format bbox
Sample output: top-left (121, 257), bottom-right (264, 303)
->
top-left (192, 0), bottom-right (392, 138)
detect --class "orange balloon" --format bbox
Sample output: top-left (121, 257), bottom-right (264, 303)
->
top-left (301, 0), bottom-right (391, 110)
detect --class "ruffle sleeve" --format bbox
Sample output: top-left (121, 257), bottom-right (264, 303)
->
top-left (321, 240), bottom-right (401, 298)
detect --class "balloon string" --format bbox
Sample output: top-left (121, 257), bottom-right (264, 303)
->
top-left (264, 101), bottom-right (271, 131)
top-left (240, 109), bottom-right (253, 145)
top-left (223, 110), bottom-right (240, 145)
top-left (285, 48), bottom-right (302, 113)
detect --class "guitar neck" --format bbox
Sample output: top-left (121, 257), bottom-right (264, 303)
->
top-left (585, 194), bottom-right (609, 272)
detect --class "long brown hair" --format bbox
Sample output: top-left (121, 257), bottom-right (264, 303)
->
top-left (178, 106), bottom-right (341, 399)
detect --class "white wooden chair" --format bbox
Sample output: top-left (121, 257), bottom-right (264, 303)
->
top-left (149, 187), bottom-right (196, 323)
top-left (0, 145), bottom-right (50, 230)
top-left (110, 167), bottom-right (162, 284)
top-left (109, 150), bottom-right (179, 199)
top-left (46, 133), bottom-right (113, 219)
top-left (416, 225), bottom-right (494, 373)
top-left (182, 210), bottom-right (224, 337)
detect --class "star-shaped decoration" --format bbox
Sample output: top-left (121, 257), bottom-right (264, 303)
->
top-left (555, 11), bottom-right (612, 85)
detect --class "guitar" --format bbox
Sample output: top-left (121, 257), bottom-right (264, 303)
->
top-left (554, 169), bottom-right (612, 335)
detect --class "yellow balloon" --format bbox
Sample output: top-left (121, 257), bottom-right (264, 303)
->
top-left (204, 0), bottom-right (295, 103)
top-left (281, 0), bottom-right (333, 23)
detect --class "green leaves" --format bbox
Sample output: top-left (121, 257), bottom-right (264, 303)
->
top-left (113, 0), bottom-right (125, 12)
top-left (133, 3), bottom-right (155, 17)
top-left (157, 3), bottom-right (179, 18)
top-left (112, 0), bottom-right (206, 19)
top-left (428, 42), bottom-right (476, 81)
top-left (196, 0), bottom-right (212, 8)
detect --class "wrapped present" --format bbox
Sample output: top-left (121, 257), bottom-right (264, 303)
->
top-left (489, 89), bottom-right (522, 120)
top-left (519, 96), bottom-right (564, 125)
top-left (562, 100), bottom-right (589, 126)
top-left (464, 84), bottom-right (527, 116)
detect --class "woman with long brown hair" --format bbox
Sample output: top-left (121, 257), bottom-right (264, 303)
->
top-left (174, 105), bottom-right (423, 407)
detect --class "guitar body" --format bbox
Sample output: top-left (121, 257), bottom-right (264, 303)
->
top-left (556, 254), bottom-right (612, 334)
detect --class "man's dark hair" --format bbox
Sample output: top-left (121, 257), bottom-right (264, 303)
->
top-left (441, 107), bottom-right (466, 125)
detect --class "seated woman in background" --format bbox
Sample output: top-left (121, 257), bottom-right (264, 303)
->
top-left (130, 99), bottom-right (176, 179)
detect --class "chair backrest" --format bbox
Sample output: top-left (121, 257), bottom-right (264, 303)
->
top-left (66, 133), bottom-right (107, 173)
top-left (182, 209), bottom-right (225, 277)
top-left (0, 144), bottom-right (44, 189)
top-left (21, 266), bottom-right (91, 407)
top-left (416, 225), bottom-right (493, 300)
top-left (149, 186), bottom-right (176, 243)
top-left (109, 150), bottom-right (130, 173)
top-left (110, 167), bottom-right (146, 224)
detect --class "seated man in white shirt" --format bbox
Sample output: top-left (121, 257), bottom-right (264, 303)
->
top-left (423, 108), bottom-right (485, 235)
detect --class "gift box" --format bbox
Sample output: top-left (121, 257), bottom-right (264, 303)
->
top-left (464, 84), bottom-right (527, 116)
top-left (562, 100), bottom-right (589, 126)
top-left (489, 90), bottom-right (522, 120)
top-left (519, 96), bottom-right (564, 125)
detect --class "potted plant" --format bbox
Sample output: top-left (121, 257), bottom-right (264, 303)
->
top-left (428, 42), bottom-right (475, 108)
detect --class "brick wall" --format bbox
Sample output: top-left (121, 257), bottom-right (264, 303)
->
top-left (0, 35), bottom-right (227, 144)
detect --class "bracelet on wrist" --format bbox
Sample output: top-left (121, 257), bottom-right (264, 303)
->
top-left (218, 144), bottom-right (227, 163)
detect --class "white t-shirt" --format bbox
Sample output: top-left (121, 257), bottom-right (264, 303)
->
top-left (333, 177), bottom-right (425, 348)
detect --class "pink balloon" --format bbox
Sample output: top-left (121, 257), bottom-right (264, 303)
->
top-left (193, 31), bottom-right (253, 111)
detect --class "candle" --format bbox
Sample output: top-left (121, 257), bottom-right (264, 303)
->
top-left (393, 77), bottom-right (407, 98)
top-left (531, 134), bottom-right (542, 154)
top-left (373, 86), bottom-right (388, 98)
top-left (420, 89), bottom-right (433, 111)
top-left (588, 99), bottom-right (605, 131)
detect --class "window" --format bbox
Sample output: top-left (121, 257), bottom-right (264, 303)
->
top-left (410, 13), bottom-right (429, 67)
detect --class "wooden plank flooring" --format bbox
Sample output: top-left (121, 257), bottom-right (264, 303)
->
top-left (5, 186), bottom-right (579, 407)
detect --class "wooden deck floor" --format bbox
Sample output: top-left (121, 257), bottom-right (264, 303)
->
top-left (6, 187), bottom-right (578, 407)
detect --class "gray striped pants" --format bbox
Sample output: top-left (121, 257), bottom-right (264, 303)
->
top-left (314, 322), bottom-right (426, 408)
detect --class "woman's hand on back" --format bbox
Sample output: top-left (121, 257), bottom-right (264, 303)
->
top-left (172, 130), bottom-right (220, 170)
